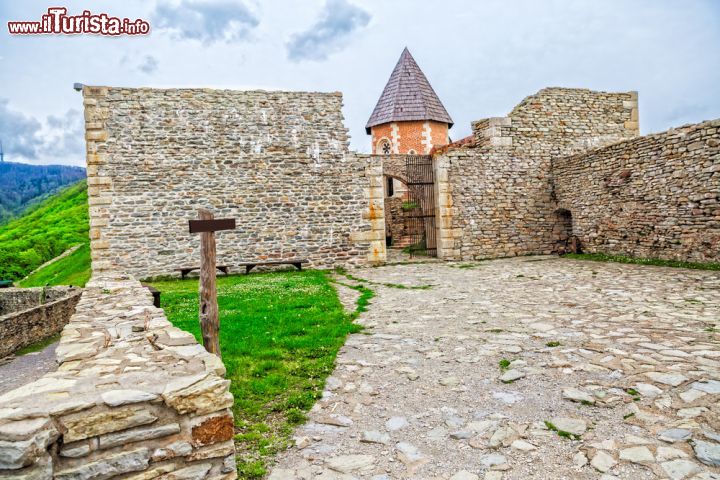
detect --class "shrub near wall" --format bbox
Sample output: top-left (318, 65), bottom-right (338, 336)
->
top-left (0, 272), bottom-right (236, 479)
top-left (553, 119), bottom-right (720, 263)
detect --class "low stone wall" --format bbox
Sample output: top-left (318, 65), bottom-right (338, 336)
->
top-left (0, 287), bottom-right (77, 316)
top-left (0, 287), bottom-right (81, 358)
top-left (0, 273), bottom-right (236, 479)
top-left (553, 119), bottom-right (720, 262)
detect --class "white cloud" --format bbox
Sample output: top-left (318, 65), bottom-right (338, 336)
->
top-left (153, 0), bottom-right (259, 44)
top-left (0, 100), bottom-right (84, 165)
top-left (287, 0), bottom-right (371, 62)
top-left (1, 0), bottom-right (718, 165)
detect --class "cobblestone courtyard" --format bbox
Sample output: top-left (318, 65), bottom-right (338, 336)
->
top-left (269, 257), bottom-right (720, 480)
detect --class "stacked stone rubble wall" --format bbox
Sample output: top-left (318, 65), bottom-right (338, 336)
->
top-left (0, 272), bottom-right (236, 479)
top-left (553, 119), bottom-right (720, 262)
top-left (83, 86), bottom-right (384, 280)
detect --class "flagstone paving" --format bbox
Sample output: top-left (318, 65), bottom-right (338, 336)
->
top-left (268, 257), bottom-right (720, 479)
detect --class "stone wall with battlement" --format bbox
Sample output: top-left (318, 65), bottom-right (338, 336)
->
top-left (438, 87), bottom-right (639, 260)
top-left (553, 119), bottom-right (720, 263)
top-left (82, 86), bottom-right (385, 280)
top-left (0, 272), bottom-right (236, 478)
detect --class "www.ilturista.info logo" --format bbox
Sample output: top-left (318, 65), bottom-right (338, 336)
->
top-left (7, 7), bottom-right (150, 36)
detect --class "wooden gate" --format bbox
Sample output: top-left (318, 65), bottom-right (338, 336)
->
top-left (404, 155), bottom-right (437, 257)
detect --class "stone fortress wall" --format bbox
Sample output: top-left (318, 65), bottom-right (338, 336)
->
top-left (553, 119), bottom-right (720, 263)
top-left (82, 86), bottom-right (385, 280)
top-left (2, 83), bottom-right (715, 478)
top-left (0, 272), bottom-right (236, 478)
top-left (0, 287), bottom-right (81, 358)
top-left (82, 84), bottom-right (718, 272)
top-left (436, 88), bottom-right (639, 259)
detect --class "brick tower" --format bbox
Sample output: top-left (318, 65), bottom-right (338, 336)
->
top-left (366, 48), bottom-right (453, 155)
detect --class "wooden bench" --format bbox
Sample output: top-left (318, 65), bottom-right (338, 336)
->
top-left (176, 265), bottom-right (229, 280)
top-left (238, 260), bottom-right (308, 274)
top-left (141, 284), bottom-right (161, 308)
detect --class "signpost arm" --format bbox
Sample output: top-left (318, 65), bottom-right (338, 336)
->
top-left (198, 208), bottom-right (221, 357)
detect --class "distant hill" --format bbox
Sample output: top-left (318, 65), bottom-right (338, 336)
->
top-left (0, 161), bottom-right (86, 224)
top-left (0, 181), bottom-right (89, 283)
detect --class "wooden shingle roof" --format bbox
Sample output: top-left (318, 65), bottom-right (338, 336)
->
top-left (366, 48), bottom-right (453, 133)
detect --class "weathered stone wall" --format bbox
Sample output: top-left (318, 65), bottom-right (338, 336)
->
top-left (553, 119), bottom-right (720, 262)
top-left (439, 88), bottom-right (639, 260)
top-left (385, 197), bottom-right (408, 240)
top-left (0, 272), bottom-right (236, 479)
top-left (0, 287), bottom-right (78, 316)
top-left (0, 288), bottom-right (81, 358)
top-left (83, 86), bottom-right (384, 280)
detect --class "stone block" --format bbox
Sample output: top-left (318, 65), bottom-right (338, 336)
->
top-left (0, 425), bottom-right (58, 469)
top-left (98, 423), bottom-right (180, 450)
top-left (86, 176), bottom-right (111, 186)
top-left (90, 239), bottom-right (110, 250)
top-left (186, 440), bottom-right (235, 462)
top-left (61, 407), bottom-right (158, 443)
top-left (83, 86), bottom-right (109, 97)
top-left (86, 153), bottom-right (107, 165)
top-left (488, 116), bottom-right (512, 127)
top-left (85, 128), bottom-right (107, 141)
top-left (191, 414), bottom-right (234, 447)
top-left (162, 374), bottom-right (233, 416)
top-left (54, 447), bottom-right (150, 480)
top-left (100, 390), bottom-right (158, 407)
top-left (350, 230), bottom-right (383, 243)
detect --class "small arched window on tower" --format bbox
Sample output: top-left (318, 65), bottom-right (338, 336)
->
top-left (377, 138), bottom-right (392, 155)
top-left (407, 149), bottom-right (417, 155)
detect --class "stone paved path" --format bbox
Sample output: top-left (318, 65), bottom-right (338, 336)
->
top-left (268, 257), bottom-right (720, 480)
top-left (0, 340), bottom-right (59, 395)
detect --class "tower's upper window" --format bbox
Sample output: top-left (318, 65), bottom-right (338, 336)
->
top-left (378, 139), bottom-right (392, 155)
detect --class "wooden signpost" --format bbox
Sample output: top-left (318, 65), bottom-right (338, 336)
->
top-left (189, 209), bottom-right (236, 357)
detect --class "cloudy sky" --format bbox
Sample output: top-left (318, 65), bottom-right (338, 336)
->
top-left (1, 0), bottom-right (719, 166)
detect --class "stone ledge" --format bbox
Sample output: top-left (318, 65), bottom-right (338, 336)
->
top-left (0, 272), bottom-right (236, 479)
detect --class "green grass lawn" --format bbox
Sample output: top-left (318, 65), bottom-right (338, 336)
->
top-left (150, 270), bottom-right (364, 478)
top-left (18, 243), bottom-right (91, 287)
top-left (564, 252), bottom-right (720, 270)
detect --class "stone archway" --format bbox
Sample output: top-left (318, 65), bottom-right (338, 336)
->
top-left (379, 155), bottom-right (438, 256)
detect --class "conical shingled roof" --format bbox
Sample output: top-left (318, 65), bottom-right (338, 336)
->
top-left (366, 48), bottom-right (453, 134)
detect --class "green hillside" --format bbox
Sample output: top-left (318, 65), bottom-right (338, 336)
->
top-left (19, 243), bottom-right (91, 288)
top-left (0, 162), bottom-right (86, 224)
top-left (0, 181), bottom-right (90, 284)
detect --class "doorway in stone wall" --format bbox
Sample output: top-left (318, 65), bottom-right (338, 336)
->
top-left (404, 155), bottom-right (437, 257)
top-left (384, 176), bottom-right (411, 248)
top-left (552, 208), bottom-right (580, 254)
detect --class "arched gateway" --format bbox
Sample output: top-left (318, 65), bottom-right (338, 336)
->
top-left (366, 48), bottom-right (453, 257)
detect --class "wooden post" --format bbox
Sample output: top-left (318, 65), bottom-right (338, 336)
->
top-left (198, 208), bottom-right (221, 357)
